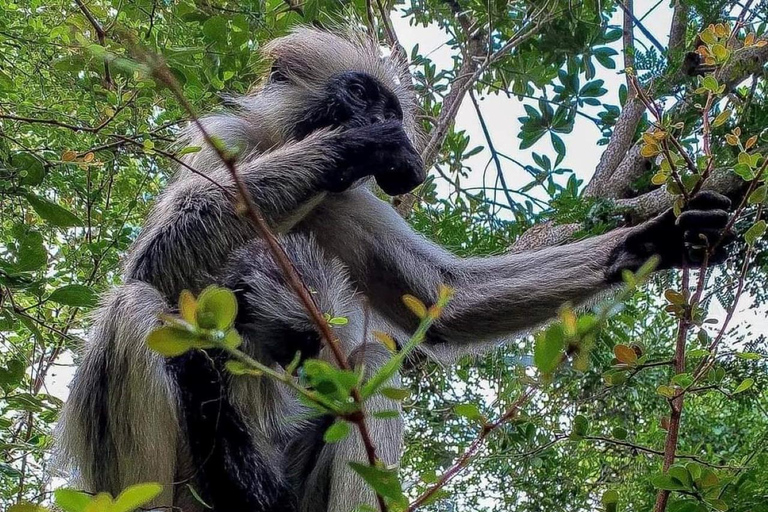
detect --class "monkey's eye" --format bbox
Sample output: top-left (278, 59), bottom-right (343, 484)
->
top-left (349, 83), bottom-right (367, 101)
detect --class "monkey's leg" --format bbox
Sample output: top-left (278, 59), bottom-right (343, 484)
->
top-left (167, 350), bottom-right (295, 512)
top-left (223, 235), bottom-right (403, 512)
top-left (55, 281), bottom-right (179, 507)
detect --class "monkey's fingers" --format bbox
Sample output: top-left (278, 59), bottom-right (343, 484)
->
top-left (687, 191), bottom-right (732, 211)
top-left (677, 209), bottom-right (730, 230)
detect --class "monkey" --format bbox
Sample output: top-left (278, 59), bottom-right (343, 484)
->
top-left (56, 25), bottom-right (735, 512)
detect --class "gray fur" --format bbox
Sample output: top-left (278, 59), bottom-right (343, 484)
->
top-left (57, 25), bottom-right (632, 512)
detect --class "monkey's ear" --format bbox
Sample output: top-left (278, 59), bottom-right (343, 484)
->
top-left (269, 60), bottom-right (289, 83)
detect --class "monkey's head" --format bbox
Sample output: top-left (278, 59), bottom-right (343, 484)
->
top-left (261, 26), bottom-right (426, 195)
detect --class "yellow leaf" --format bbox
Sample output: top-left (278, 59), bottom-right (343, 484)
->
top-left (700, 28), bottom-right (717, 45)
top-left (664, 289), bottom-right (687, 305)
top-left (714, 23), bottom-right (729, 38)
top-left (755, 40), bottom-right (767, 48)
top-left (178, 290), bottom-right (197, 325)
top-left (402, 294), bottom-right (427, 319)
top-left (725, 134), bottom-right (739, 146)
top-left (651, 130), bottom-right (666, 141)
top-left (745, 135), bottom-right (757, 150)
top-left (745, 33), bottom-right (755, 46)
top-left (82, 152), bottom-right (95, 163)
top-left (62, 150), bottom-right (77, 162)
top-left (734, 127), bottom-right (741, 136)
top-left (614, 344), bottom-right (638, 365)
top-left (712, 109), bottom-right (731, 127)
top-left (651, 172), bottom-right (668, 186)
top-left (640, 144), bottom-right (661, 158)
top-left (560, 308), bottom-right (577, 337)
top-left (373, 330), bottom-right (397, 352)
top-left (642, 132), bottom-right (656, 145)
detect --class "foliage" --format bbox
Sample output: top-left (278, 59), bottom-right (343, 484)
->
top-left (1, 0), bottom-right (767, 511)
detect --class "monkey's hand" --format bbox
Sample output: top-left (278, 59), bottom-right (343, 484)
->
top-left (330, 121), bottom-right (425, 195)
top-left (607, 191), bottom-right (734, 281)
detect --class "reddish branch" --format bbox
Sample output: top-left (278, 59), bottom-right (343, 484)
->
top-left (406, 387), bottom-right (537, 512)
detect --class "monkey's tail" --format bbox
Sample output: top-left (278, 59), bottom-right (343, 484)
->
top-left (55, 280), bottom-right (179, 506)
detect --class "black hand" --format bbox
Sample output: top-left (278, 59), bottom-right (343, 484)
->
top-left (608, 191), bottom-right (735, 280)
top-left (325, 121), bottom-right (425, 195)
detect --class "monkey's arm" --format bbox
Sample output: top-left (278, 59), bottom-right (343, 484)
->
top-left (124, 123), bottom-right (423, 297)
top-left (309, 189), bottom-right (731, 361)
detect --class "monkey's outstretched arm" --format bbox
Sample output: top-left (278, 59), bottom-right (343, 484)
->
top-left (308, 189), bottom-right (732, 362)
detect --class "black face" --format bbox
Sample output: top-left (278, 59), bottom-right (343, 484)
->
top-left (294, 71), bottom-right (405, 137)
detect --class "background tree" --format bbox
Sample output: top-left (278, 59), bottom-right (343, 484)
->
top-left (0, 1), bottom-right (766, 511)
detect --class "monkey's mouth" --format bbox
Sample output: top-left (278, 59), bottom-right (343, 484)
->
top-left (375, 165), bottom-right (426, 195)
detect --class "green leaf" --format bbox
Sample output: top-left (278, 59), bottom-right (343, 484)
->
top-left (328, 316), bottom-right (349, 326)
top-left (733, 378), bottom-right (754, 394)
top-left (196, 286), bottom-right (238, 330)
top-left (349, 463), bottom-right (406, 506)
top-left (612, 427), bottom-right (628, 440)
top-left (705, 499), bottom-right (729, 511)
top-left (651, 474), bottom-right (688, 491)
top-left (657, 385), bottom-right (676, 398)
top-left (222, 329), bottom-right (242, 350)
top-left (572, 414), bottom-right (589, 436)
top-left (669, 466), bottom-right (693, 489)
top-left (25, 193), bottom-right (82, 228)
top-left (323, 420), bottom-right (351, 443)
top-left (54, 488), bottom-right (92, 512)
top-left (12, 153), bottom-right (45, 186)
top-left (551, 133), bottom-right (566, 167)
top-left (748, 185), bottom-right (767, 204)
top-left (454, 403), bottom-right (483, 421)
top-left (9, 504), bottom-right (48, 512)
top-left (177, 146), bottom-right (202, 156)
top-left (113, 482), bottom-right (163, 512)
top-left (202, 16), bottom-right (228, 44)
top-left (225, 360), bottom-right (262, 377)
top-left (744, 220), bottom-right (766, 245)
top-left (380, 387), bottom-right (409, 400)
top-left (602, 489), bottom-right (619, 509)
top-left (534, 324), bottom-right (565, 374)
top-left (733, 163), bottom-right (755, 180)
top-left (701, 75), bottom-right (719, 92)
top-left (48, 284), bottom-right (98, 308)
top-left (146, 326), bottom-right (197, 357)
top-left (14, 230), bottom-right (48, 272)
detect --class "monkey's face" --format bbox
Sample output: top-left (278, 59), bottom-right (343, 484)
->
top-left (294, 71), bottom-right (425, 195)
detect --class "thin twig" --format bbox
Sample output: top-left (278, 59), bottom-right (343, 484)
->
top-left (73, 0), bottom-right (113, 87)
